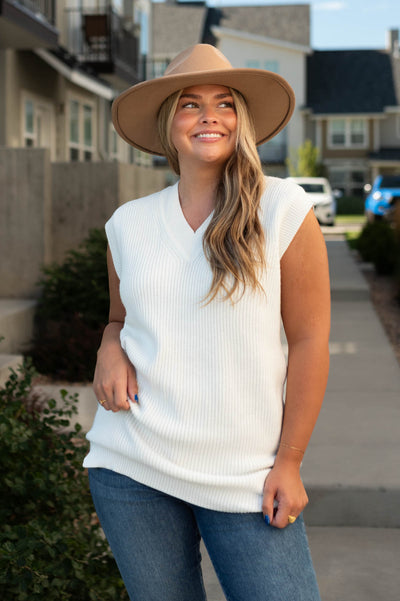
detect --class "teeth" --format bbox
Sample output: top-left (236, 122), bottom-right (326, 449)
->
top-left (196, 133), bottom-right (222, 138)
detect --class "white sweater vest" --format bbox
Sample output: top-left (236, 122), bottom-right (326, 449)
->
top-left (84, 177), bottom-right (313, 512)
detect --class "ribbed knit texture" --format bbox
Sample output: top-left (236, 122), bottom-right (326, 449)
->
top-left (83, 176), bottom-right (313, 512)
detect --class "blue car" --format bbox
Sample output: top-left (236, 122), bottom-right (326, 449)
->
top-left (365, 175), bottom-right (400, 221)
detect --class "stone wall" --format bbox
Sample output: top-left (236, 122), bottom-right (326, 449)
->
top-left (0, 147), bottom-right (171, 297)
top-left (0, 148), bottom-right (52, 298)
top-left (51, 161), bottom-right (119, 264)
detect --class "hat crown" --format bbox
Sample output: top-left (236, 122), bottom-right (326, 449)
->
top-left (164, 44), bottom-right (233, 78)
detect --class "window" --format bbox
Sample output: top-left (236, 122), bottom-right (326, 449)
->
top-left (152, 60), bottom-right (169, 78)
top-left (68, 99), bottom-right (94, 161)
top-left (246, 59), bottom-right (260, 69)
top-left (24, 100), bottom-right (35, 147)
top-left (69, 100), bottom-right (79, 144)
top-left (298, 183), bottom-right (326, 194)
top-left (137, 9), bottom-right (149, 56)
top-left (22, 95), bottom-right (54, 156)
top-left (83, 105), bottom-right (93, 161)
top-left (329, 166), bottom-right (367, 196)
top-left (350, 120), bottom-right (365, 145)
top-left (381, 175), bottom-right (400, 188)
top-left (264, 60), bottom-right (279, 73)
top-left (258, 129), bottom-right (287, 163)
top-left (112, 0), bottom-right (123, 14)
top-left (328, 118), bottom-right (367, 148)
top-left (110, 126), bottom-right (120, 162)
top-left (245, 60), bottom-right (279, 73)
top-left (132, 147), bottom-right (152, 167)
top-left (330, 120), bottom-right (346, 146)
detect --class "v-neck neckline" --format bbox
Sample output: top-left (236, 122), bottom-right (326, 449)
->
top-left (159, 182), bottom-right (213, 261)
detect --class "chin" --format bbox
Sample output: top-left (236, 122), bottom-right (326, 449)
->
top-left (199, 149), bottom-right (234, 164)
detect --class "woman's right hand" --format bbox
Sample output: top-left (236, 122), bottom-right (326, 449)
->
top-left (93, 322), bottom-right (138, 412)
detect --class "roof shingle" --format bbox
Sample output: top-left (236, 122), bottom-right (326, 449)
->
top-left (307, 50), bottom-right (399, 114)
top-left (152, 4), bottom-right (207, 57)
top-left (152, 3), bottom-right (310, 53)
top-left (211, 4), bottom-right (310, 47)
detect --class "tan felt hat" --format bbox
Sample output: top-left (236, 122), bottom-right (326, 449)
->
top-left (112, 44), bottom-right (295, 156)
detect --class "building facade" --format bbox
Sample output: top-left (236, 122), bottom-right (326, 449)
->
top-left (305, 32), bottom-right (400, 195)
top-left (0, 0), bottom-right (150, 164)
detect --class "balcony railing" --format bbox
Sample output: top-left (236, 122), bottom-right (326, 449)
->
top-left (144, 58), bottom-right (172, 80)
top-left (14, 0), bottom-right (56, 26)
top-left (65, 5), bottom-right (140, 83)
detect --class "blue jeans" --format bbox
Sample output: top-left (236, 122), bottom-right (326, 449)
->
top-left (89, 468), bottom-right (321, 601)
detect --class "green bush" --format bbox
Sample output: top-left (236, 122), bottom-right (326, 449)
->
top-left (355, 221), bottom-right (399, 275)
top-left (29, 229), bottom-right (109, 382)
top-left (0, 361), bottom-right (128, 600)
top-left (336, 195), bottom-right (365, 216)
top-left (286, 139), bottom-right (326, 177)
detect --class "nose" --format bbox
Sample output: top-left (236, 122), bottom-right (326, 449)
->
top-left (200, 105), bottom-right (217, 123)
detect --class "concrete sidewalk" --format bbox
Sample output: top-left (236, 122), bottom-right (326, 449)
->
top-left (31, 237), bottom-right (400, 600)
top-left (303, 240), bottom-right (400, 528)
top-left (307, 240), bottom-right (400, 601)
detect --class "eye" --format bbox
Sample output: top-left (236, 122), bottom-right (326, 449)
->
top-left (218, 101), bottom-right (234, 109)
top-left (181, 101), bottom-right (198, 109)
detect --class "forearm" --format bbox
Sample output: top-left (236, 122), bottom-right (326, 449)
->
top-left (276, 337), bottom-right (329, 466)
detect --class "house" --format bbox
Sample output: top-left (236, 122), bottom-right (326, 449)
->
top-left (0, 0), bottom-right (149, 164)
top-left (304, 30), bottom-right (400, 195)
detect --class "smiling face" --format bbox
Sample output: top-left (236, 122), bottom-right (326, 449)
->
top-left (170, 84), bottom-right (237, 171)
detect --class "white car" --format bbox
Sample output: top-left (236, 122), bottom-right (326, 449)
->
top-left (287, 177), bottom-right (337, 226)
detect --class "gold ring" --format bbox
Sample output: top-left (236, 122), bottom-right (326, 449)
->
top-left (99, 399), bottom-right (107, 406)
top-left (287, 515), bottom-right (297, 524)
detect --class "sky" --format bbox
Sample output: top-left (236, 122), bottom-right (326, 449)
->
top-left (154, 1), bottom-right (399, 50)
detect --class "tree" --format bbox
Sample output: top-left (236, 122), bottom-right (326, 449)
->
top-left (286, 139), bottom-right (325, 177)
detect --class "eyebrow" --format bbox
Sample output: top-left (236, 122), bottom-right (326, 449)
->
top-left (180, 93), bottom-right (233, 100)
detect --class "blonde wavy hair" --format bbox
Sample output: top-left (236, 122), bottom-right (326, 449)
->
top-left (157, 88), bottom-right (266, 303)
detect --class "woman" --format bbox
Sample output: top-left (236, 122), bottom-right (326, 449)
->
top-left (84, 44), bottom-right (330, 601)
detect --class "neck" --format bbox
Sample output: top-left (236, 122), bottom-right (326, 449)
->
top-left (177, 166), bottom-right (223, 232)
top-left (178, 164), bottom-right (223, 212)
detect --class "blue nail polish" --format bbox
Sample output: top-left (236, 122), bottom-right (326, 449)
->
top-left (264, 515), bottom-right (270, 525)
top-left (134, 394), bottom-right (139, 402)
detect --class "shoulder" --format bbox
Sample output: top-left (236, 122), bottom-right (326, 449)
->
top-left (104, 186), bottom-right (172, 276)
top-left (261, 176), bottom-right (308, 210)
top-left (260, 177), bottom-right (314, 258)
top-left (260, 176), bottom-right (312, 223)
top-left (108, 186), bottom-right (169, 225)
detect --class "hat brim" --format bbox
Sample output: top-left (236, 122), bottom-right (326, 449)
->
top-left (112, 68), bottom-right (295, 156)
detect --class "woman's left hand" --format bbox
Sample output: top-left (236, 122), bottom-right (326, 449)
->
top-left (262, 460), bottom-right (308, 529)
